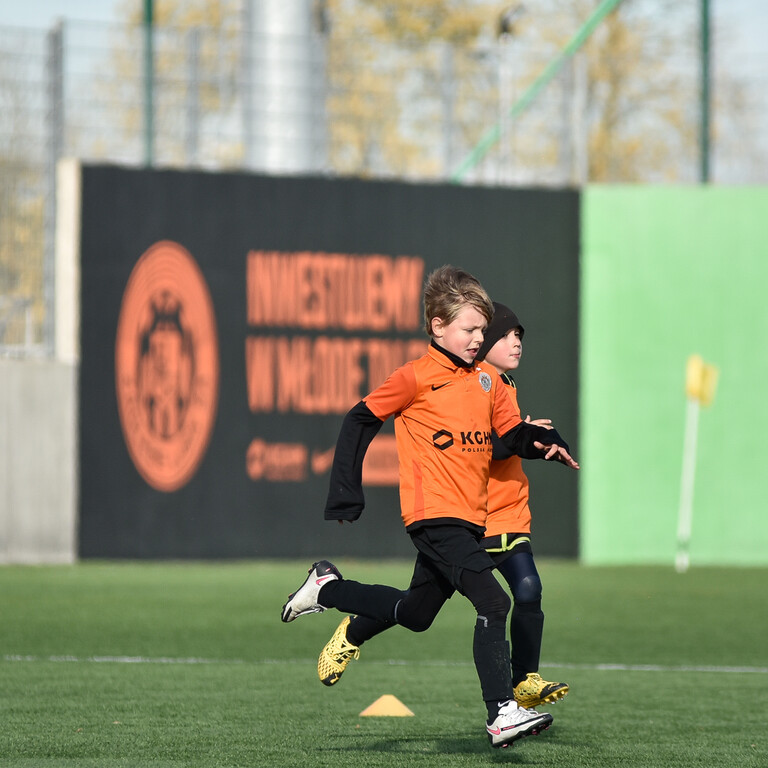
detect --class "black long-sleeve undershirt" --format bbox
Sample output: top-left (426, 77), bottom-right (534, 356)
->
top-left (323, 401), bottom-right (569, 522)
top-left (493, 421), bottom-right (569, 461)
top-left (324, 401), bottom-right (384, 521)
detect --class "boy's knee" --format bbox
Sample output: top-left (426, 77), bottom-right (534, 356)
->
top-left (514, 574), bottom-right (542, 604)
top-left (477, 589), bottom-right (511, 627)
top-left (394, 598), bottom-right (437, 633)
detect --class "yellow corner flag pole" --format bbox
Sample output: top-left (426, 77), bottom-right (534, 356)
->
top-left (675, 355), bottom-right (718, 573)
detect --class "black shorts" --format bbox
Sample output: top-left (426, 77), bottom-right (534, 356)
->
top-left (408, 524), bottom-right (495, 595)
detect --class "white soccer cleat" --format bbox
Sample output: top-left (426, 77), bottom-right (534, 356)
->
top-left (281, 560), bottom-right (341, 622)
top-left (486, 699), bottom-right (553, 749)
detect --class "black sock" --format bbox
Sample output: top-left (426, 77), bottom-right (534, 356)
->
top-left (319, 579), bottom-right (403, 623)
top-left (473, 618), bottom-right (514, 721)
top-left (345, 613), bottom-right (394, 647)
top-left (511, 601), bottom-right (544, 687)
top-left (486, 699), bottom-right (505, 721)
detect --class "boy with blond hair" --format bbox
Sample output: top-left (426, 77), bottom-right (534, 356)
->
top-left (281, 266), bottom-right (578, 749)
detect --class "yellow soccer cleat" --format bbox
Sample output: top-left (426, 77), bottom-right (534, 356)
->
top-left (318, 616), bottom-right (360, 686)
top-left (513, 673), bottom-right (569, 709)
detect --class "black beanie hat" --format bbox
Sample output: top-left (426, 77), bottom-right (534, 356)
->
top-left (477, 302), bottom-right (524, 361)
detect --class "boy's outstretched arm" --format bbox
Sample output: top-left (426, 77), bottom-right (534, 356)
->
top-left (494, 422), bottom-right (579, 469)
top-left (532, 438), bottom-right (579, 468)
top-left (324, 400), bottom-right (385, 522)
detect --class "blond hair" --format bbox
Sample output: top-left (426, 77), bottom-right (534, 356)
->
top-left (423, 265), bottom-right (493, 337)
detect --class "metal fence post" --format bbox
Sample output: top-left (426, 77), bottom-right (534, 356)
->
top-left (571, 51), bottom-right (589, 186)
top-left (240, 0), bottom-right (253, 168)
top-left (440, 42), bottom-right (456, 179)
top-left (699, 0), bottom-right (711, 183)
top-left (143, 0), bottom-right (155, 167)
top-left (45, 20), bottom-right (64, 355)
top-left (185, 27), bottom-right (201, 166)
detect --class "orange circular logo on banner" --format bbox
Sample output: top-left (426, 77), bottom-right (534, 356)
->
top-left (115, 240), bottom-right (219, 492)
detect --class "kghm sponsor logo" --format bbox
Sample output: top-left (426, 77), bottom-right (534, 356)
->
top-left (461, 431), bottom-right (493, 453)
top-left (432, 430), bottom-right (454, 450)
top-left (462, 431), bottom-right (492, 445)
top-left (432, 430), bottom-right (493, 452)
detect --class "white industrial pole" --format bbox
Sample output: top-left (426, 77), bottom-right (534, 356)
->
top-left (245, 0), bottom-right (326, 174)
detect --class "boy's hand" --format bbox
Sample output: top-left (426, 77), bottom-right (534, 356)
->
top-left (525, 415), bottom-right (553, 429)
top-left (533, 441), bottom-right (580, 469)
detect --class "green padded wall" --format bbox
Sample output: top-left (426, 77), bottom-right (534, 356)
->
top-left (580, 186), bottom-right (768, 565)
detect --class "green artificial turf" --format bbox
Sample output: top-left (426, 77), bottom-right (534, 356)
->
top-left (1, 560), bottom-right (766, 767)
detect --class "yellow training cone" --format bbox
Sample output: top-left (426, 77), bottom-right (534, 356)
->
top-left (359, 694), bottom-right (415, 717)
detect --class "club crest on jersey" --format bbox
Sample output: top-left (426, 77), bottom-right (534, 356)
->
top-left (478, 371), bottom-right (492, 392)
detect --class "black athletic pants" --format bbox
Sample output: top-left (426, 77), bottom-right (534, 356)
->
top-left (318, 524), bottom-right (515, 711)
top-left (325, 533), bottom-right (545, 689)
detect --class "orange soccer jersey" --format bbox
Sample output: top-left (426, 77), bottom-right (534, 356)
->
top-left (483, 382), bottom-right (532, 537)
top-left (363, 344), bottom-right (522, 529)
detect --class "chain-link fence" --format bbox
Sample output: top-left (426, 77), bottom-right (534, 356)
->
top-left (1, 11), bottom-right (767, 356)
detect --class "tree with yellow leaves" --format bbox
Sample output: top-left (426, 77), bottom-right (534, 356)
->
top-left (103, 0), bottom-right (749, 184)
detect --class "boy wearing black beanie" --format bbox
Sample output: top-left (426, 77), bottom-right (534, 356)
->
top-left (477, 302), bottom-right (570, 708)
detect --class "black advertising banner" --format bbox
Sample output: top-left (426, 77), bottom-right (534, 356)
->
top-left (78, 166), bottom-right (579, 559)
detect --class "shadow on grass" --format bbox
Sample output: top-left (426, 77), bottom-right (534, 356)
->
top-left (314, 730), bottom-right (563, 762)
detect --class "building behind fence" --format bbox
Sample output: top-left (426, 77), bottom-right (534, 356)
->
top-left (1, 7), bottom-right (767, 356)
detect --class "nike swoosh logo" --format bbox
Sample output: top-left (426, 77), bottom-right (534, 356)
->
top-left (431, 382), bottom-right (450, 390)
top-left (311, 447), bottom-right (335, 475)
top-left (487, 726), bottom-right (501, 735)
top-left (315, 575), bottom-right (336, 586)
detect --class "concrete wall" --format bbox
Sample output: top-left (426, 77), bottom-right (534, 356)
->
top-left (0, 159), bottom-right (80, 564)
top-left (0, 358), bottom-right (77, 563)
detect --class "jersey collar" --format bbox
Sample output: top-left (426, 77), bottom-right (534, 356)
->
top-left (500, 371), bottom-right (516, 388)
top-left (428, 339), bottom-right (476, 370)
